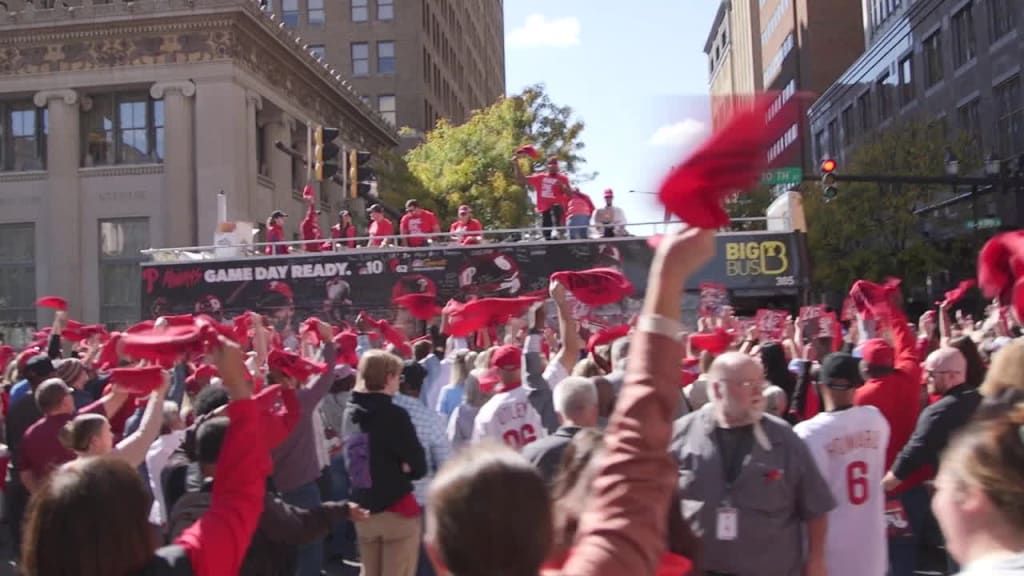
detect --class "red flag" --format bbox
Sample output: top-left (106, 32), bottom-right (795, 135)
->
top-left (443, 296), bottom-right (545, 337)
top-left (978, 232), bottom-right (1024, 321)
top-left (937, 279), bottom-right (975, 308)
top-left (393, 293), bottom-right (442, 321)
top-left (550, 268), bottom-right (633, 307)
top-left (657, 95), bottom-right (774, 229)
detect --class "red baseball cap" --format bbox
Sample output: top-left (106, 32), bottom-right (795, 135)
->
top-left (458, 205), bottom-right (471, 214)
top-left (490, 345), bottom-right (522, 371)
top-left (860, 338), bottom-right (894, 368)
top-left (603, 188), bottom-right (614, 199)
top-left (476, 368), bottom-right (501, 393)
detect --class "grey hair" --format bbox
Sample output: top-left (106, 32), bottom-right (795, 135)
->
top-left (762, 385), bottom-right (787, 417)
top-left (553, 376), bottom-right (598, 417)
top-left (610, 337), bottom-right (630, 370)
top-left (464, 369), bottom-right (494, 408)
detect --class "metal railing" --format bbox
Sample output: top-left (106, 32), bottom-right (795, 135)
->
top-left (141, 217), bottom-right (785, 262)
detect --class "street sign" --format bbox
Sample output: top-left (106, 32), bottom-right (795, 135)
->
top-left (761, 166), bottom-right (803, 186)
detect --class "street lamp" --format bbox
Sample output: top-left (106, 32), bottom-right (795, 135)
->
top-left (986, 152), bottom-right (1002, 176)
top-left (944, 149), bottom-right (961, 176)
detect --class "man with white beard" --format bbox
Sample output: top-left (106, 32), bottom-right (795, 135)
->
top-left (670, 352), bottom-right (836, 576)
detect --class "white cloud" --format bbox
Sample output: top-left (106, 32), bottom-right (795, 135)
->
top-left (506, 14), bottom-right (581, 49)
top-left (648, 119), bottom-right (709, 148)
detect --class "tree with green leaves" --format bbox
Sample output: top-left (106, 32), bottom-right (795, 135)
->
top-left (390, 84), bottom-right (589, 230)
top-left (804, 120), bottom-right (980, 297)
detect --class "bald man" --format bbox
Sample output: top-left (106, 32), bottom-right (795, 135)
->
top-left (671, 352), bottom-right (835, 576)
top-left (882, 347), bottom-right (982, 493)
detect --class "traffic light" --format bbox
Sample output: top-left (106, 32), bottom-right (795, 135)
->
top-left (348, 149), bottom-right (374, 199)
top-left (820, 158), bottom-right (839, 202)
top-left (313, 126), bottom-right (341, 181)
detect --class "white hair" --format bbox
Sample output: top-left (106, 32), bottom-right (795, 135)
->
top-left (762, 385), bottom-right (787, 417)
top-left (553, 376), bottom-right (598, 417)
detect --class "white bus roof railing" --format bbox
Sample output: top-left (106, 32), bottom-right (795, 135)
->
top-left (141, 218), bottom-right (787, 262)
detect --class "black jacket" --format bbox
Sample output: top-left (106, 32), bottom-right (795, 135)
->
top-left (342, 392), bottom-right (426, 513)
top-left (892, 384), bottom-right (982, 480)
top-left (521, 425), bottom-right (582, 485)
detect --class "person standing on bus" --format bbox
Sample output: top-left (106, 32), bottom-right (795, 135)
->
top-left (367, 204), bottom-right (395, 248)
top-left (265, 210), bottom-right (290, 255)
top-left (400, 199), bottom-right (440, 248)
top-left (512, 155), bottom-right (570, 240)
top-left (300, 195), bottom-right (324, 252)
top-left (450, 205), bottom-right (483, 245)
top-left (565, 188), bottom-right (595, 240)
top-left (330, 210), bottom-right (358, 250)
top-left (591, 189), bottom-right (627, 238)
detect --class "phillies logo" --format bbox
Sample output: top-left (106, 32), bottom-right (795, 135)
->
top-left (143, 268), bottom-right (202, 294)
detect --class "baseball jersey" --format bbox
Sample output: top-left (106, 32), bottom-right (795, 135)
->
top-left (472, 385), bottom-right (545, 451)
top-left (794, 406), bottom-right (890, 576)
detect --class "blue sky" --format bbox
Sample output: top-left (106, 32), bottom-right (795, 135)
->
top-left (503, 0), bottom-right (721, 228)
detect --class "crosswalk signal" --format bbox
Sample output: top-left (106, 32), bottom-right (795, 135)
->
top-left (821, 158), bottom-right (839, 202)
top-left (348, 149), bottom-right (374, 199)
top-left (314, 126), bottom-right (341, 181)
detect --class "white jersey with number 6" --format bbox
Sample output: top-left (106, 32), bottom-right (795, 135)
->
top-left (794, 406), bottom-right (890, 576)
top-left (472, 386), bottom-right (545, 451)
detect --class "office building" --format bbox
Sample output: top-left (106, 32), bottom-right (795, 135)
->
top-left (0, 0), bottom-right (399, 338)
top-left (705, 0), bottom-right (764, 131)
top-left (262, 0), bottom-right (506, 144)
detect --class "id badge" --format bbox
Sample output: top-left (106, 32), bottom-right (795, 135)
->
top-left (716, 506), bottom-right (738, 541)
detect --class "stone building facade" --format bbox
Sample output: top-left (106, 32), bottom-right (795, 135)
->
top-left (0, 0), bottom-right (399, 338)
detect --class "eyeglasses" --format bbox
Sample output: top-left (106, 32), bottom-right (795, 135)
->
top-left (717, 379), bottom-right (765, 391)
top-left (926, 370), bottom-right (955, 377)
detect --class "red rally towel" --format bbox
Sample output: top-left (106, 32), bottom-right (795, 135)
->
top-left (937, 279), bottom-right (975, 308)
top-left (515, 144), bottom-right (540, 159)
top-left (108, 366), bottom-right (165, 395)
top-left (689, 328), bottom-right (732, 355)
top-left (268, 349), bottom-right (327, 382)
top-left (357, 311), bottom-right (411, 357)
top-left (849, 277), bottom-right (902, 320)
top-left (393, 293), bottom-right (443, 321)
top-left (978, 231), bottom-right (1024, 320)
top-left (36, 296), bottom-right (68, 311)
top-left (443, 296), bottom-right (546, 338)
top-left (550, 268), bottom-right (634, 307)
top-left (657, 95), bottom-right (774, 229)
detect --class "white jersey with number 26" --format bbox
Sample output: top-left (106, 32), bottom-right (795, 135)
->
top-left (472, 386), bottom-right (545, 451)
top-left (794, 406), bottom-right (890, 576)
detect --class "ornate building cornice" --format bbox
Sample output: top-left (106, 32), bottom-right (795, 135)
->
top-left (0, 0), bottom-right (399, 149)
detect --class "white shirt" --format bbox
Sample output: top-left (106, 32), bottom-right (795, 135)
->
top-left (591, 206), bottom-right (628, 236)
top-left (472, 385), bottom-right (546, 451)
top-left (147, 430), bottom-right (187, 526)
top-left (794, 406), bottom-right (891, 576)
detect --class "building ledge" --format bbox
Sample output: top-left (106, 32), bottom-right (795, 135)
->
top-left (79, 164), bottom-right (165, 177)
top-left (257, 174), bottom-right (275, 190)
top-left (0, 170), bottom-right (46, 183)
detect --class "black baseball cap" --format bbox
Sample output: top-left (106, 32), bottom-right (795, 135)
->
top-left (400, 361), bottom-right (427, 392)
top-left (820, 353), bottom-right (863, 390)
top-left (271, 210), bottom-right (288, 218)
top-left (24, 354), bottom-right (55, 378)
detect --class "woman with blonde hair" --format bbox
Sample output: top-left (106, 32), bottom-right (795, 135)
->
top-left (979, 340), bottom-right (1024, 401)
top-left (436, 350), bottom-right (473, 419)
top-left (932, 401), bottom-right (1024, 574)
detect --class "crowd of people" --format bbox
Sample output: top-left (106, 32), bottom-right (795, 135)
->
top-left (262, 156), bottom-right (629, 255)
top-left (2, 222), bottom-right (1024, 576)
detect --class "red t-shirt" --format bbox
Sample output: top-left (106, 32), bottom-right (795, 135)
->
top-left (450, 218), bottom-right (483, 245)
top-left (400, 210), bottom-right (438, 247)
top-left (566, 192), bottom-right (595, 219)
top-left (300, 205), bottom-right (323, 252)
top-left (527, 173), bottom-right (569, 212)
top-left (368, 218), bottom-right (395, 247)
top-left (330, 224), bottom-right (357, 248)
top-left (20, 400), bottom-right (106, 482)
top-left (265, 225), bottom-right (290, 255)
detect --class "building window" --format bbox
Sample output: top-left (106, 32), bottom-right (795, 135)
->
top-left (352, 0), bottom-right (368, 22)
top-left (351, 42), bottom-right (369, 76)
top-left (309, 44), bottom-right (325, 59)
top-left (378, 95), bottom-right (396, 126)
top-left (877, 73), bottom-right (892, 121)
top-left (899, 55), bottom-right (915, 106)
top-left (923, 30), bottom-right (943, 88)
top-left (858, 91), bottom-right (872, 131)
top-left (377, 0), bottom-right (393, 20)
top-left (1, 102), bottom-right (46, 172)
top-left (841, 106), bottom-right (855, 145)
top-left (990, 0), bottom-right (1016, 42)
top-left (281, 0), bottom-right (298, 26)
top-left (995, 76), bottom-right (1023, 157)
top-left (307, 0), bottom-right (324, 26)
top-left (814, 130), bottom-right (825, 163)
top-left (377, 41), bottom-right (396, 74)
top-left (958, 98), bottom-right (982, 147)
top-left (827, 119), bottom-right (839, 157)
top-left (261, 0), bottom-right (273, 13)
top-left (952, 2), bottom-right (976, 68)
top-left (0, 223), bottom-right (36, 329)
top-left (99, 218), bottom-right (149, 328)
top-left (763, 33), bottom-right (794, 83)
top-left (81, 94), bottom-right (164, 167)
